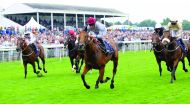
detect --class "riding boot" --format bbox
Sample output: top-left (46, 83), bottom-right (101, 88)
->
top-left (178, 38), bottom-right (187, 53)
top-left (33, 43), bottom-right (38, 55)
top-left (97, 38), bottom-right (108, 55)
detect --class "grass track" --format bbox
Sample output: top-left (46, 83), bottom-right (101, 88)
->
top-left (1, 51), bottom-right (190, 104)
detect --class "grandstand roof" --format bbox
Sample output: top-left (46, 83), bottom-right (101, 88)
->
top-left (3, 3), bottom-right (126, 16)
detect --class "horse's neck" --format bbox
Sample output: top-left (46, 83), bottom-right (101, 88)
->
top-left (85, 41), bottom-right (97, 56)
top-left (22, 45), bottom-right (32, 54)
top-left (155, 43), bottom-right (164, 50)
top-left (168, 41), bottom-right (178, 50)
top-left (68, 41), bottom-right (75, 50)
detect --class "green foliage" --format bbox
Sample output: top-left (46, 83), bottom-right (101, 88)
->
top-left (123, 20), bottom-right (133, 25)
top-left (138, 19), bottom-right (156, 27)
top-left (114, 21), bottom-right (122, 25)
top-left (1, 51), bottom-right (190, 103)
top-left (161, 18), bottom-right (170, 26)
top-left (182, 20), bottom-right (190, 30)
top-left (101, 20), bottom-right (113, 27)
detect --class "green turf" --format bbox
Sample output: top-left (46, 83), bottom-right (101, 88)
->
top-left (1, 51), bottom-right (190, 104)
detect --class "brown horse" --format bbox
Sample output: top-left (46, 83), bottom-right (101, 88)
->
top-left (162, 30), bottom-right (188, 83)
top-left (78, 30), bottom-right (118, 89)
top-left (151, 33), bottom-right (170, 76)
top-left (16, 37), bottom-right (47, 78)
top-left (151, 33), bottom-right (189, 76)
top-left (65, 35), bottom-right (84, 73)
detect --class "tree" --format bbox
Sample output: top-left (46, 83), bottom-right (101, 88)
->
top-left (138, 19), bottom-right (156, 27)
top-left (101, 20), bottom-right (113, 27)
top-left (161, 18), bottom-right (170, 26)
top-left (115, 21), bottom-right (122, 25)
top-left (123, 20), bottom-right (133, 25)
top-left (182, 20), bottom-right (190, 30)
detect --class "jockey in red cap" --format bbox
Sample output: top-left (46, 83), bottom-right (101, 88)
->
top-left (86, 17), bottom-right (108, 54)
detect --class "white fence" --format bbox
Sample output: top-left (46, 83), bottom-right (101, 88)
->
top-left (117, 40), bottom-right (152, 53)
top-left (0, 44), bottom-right (66, 62)
top-left (1, 39), bottom-right (188, 62)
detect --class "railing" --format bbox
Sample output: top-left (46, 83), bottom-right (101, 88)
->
top-left (117, 40), bottom-right (152, 53)
top-left (0, 44), bottom-right (66, 62)
top-left (0, 39), bottom-right (189, 62)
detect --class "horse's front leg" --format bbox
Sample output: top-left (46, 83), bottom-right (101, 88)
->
top-left (35, 58), bottom-right (42, 70)
top-left (69, 57), bottom-right (75, 71)
top-left (171, 60), bottom-right (179, 83)
top-left (31, 62), bottom-right (39, 74)
top-left (79, 57), bottom-right (84, 73)
top-left (99, 66), bottom-right (110, 83)
top-left (156, 58), bottom-right (162, 76)
top-left (81, 65), bottom-right (90, 89)
top-left (75, 57), bottom-right (79, 73)
top-left (23, 62), bottom-right (27, 79)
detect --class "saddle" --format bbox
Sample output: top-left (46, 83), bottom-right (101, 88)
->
top-left (175, 39), bottom-right (187, 54)
top-left (96, 39), bottom-right (114, 54)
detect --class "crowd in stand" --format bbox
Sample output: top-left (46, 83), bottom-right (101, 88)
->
top-left (1, 27), bottom-right (190, 47)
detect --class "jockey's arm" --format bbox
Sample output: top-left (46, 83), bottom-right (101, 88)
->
top-left (176, 24), bottom-right (183, 38)
top-left (96, 22), bottom-right (107, 38)
top-left (96, 30), bottom-right (107, 38)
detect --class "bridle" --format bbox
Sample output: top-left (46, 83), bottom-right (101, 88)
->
top-left (17, 39), bottom-right (34, 57)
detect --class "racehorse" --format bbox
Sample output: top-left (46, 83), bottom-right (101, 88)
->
top-left (65, 35), bottom-right (84, 73)
top-left (16, 37), bottom-right (47, 78)
top-left (151, 33), bottom-right (170, 76)
top-left (78, 30), bottom-right (118, 89)
top-left (162, 30), bottom-right (188, 83)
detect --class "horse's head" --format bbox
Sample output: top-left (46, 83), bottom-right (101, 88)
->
top-left (151, 33), bottom-right (161, 47)
top-left (162, 30), bottom-right (172, 46)
top-left (78, 30), bottom-right (88, 51)
top-left (16, 37), bottom-right (27, 52)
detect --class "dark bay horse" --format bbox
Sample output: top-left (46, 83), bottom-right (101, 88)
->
top-left (151, 33), bottom-right (189, 76)
top-left (16, 37), bottom-right (47, 78)
top-left (65, 36), bottom-right (84, 73)
top-left (78, 30), bottom-right (118, 89)
top-left (151, 33), bottom-right (170, 76)
top-left (162, 30), bottom-right (188, 83)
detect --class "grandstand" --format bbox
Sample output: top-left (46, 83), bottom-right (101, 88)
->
top-left (3, 3), bottom-right (127, 30)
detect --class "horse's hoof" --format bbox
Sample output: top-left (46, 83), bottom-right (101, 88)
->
top-left (76, 70), bottom-right (80, 73)
top-left (37, 72), bottom-right (43, 77)
top-left (170, 81), bottom-right (174, 84)
top-left (72, 68), bottom-right (75, 72)
top-left (110, 84), bottom-right (114, 89)
top-left (44, 70), bottom-right (47, 73)
top-left (184, 69), bottom-right (188, 72)
top-left (106, 77), bottom-right (111, 81)
top-left (36, 71), bottom-right (40, 74)
top-left (95, 85), bottom-right (99, 89)
top-left (39, 67), bottom-right (42, 70)
top-left (85, 85), bottom-right (90, 89)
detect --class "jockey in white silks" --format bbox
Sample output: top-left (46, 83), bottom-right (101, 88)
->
top-left (163, 18), bottom-right (187, 53)
top-left (86, 17), bottom-right (108, 54)
top-left (24, 31), bottom-right (38, 54)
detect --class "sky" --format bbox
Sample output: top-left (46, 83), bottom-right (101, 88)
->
top-left (0, 0), bottom-right (190, 23)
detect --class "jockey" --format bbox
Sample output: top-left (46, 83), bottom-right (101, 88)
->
top-left (154, 23), bottom-right (164, 37)
top-left (68, 29), bottom-right (78, 44)
top-left (24, 31), bottom-right (38, 55)
top-left (86, 17), bottom-right (108, 54)
top-left (166, 18), bottom-right (187, 52)
top-left (68, 29), bottom-right (76, 39)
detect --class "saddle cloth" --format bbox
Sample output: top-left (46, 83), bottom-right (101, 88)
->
top-left (103, 40), bottom-right (114, 53)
